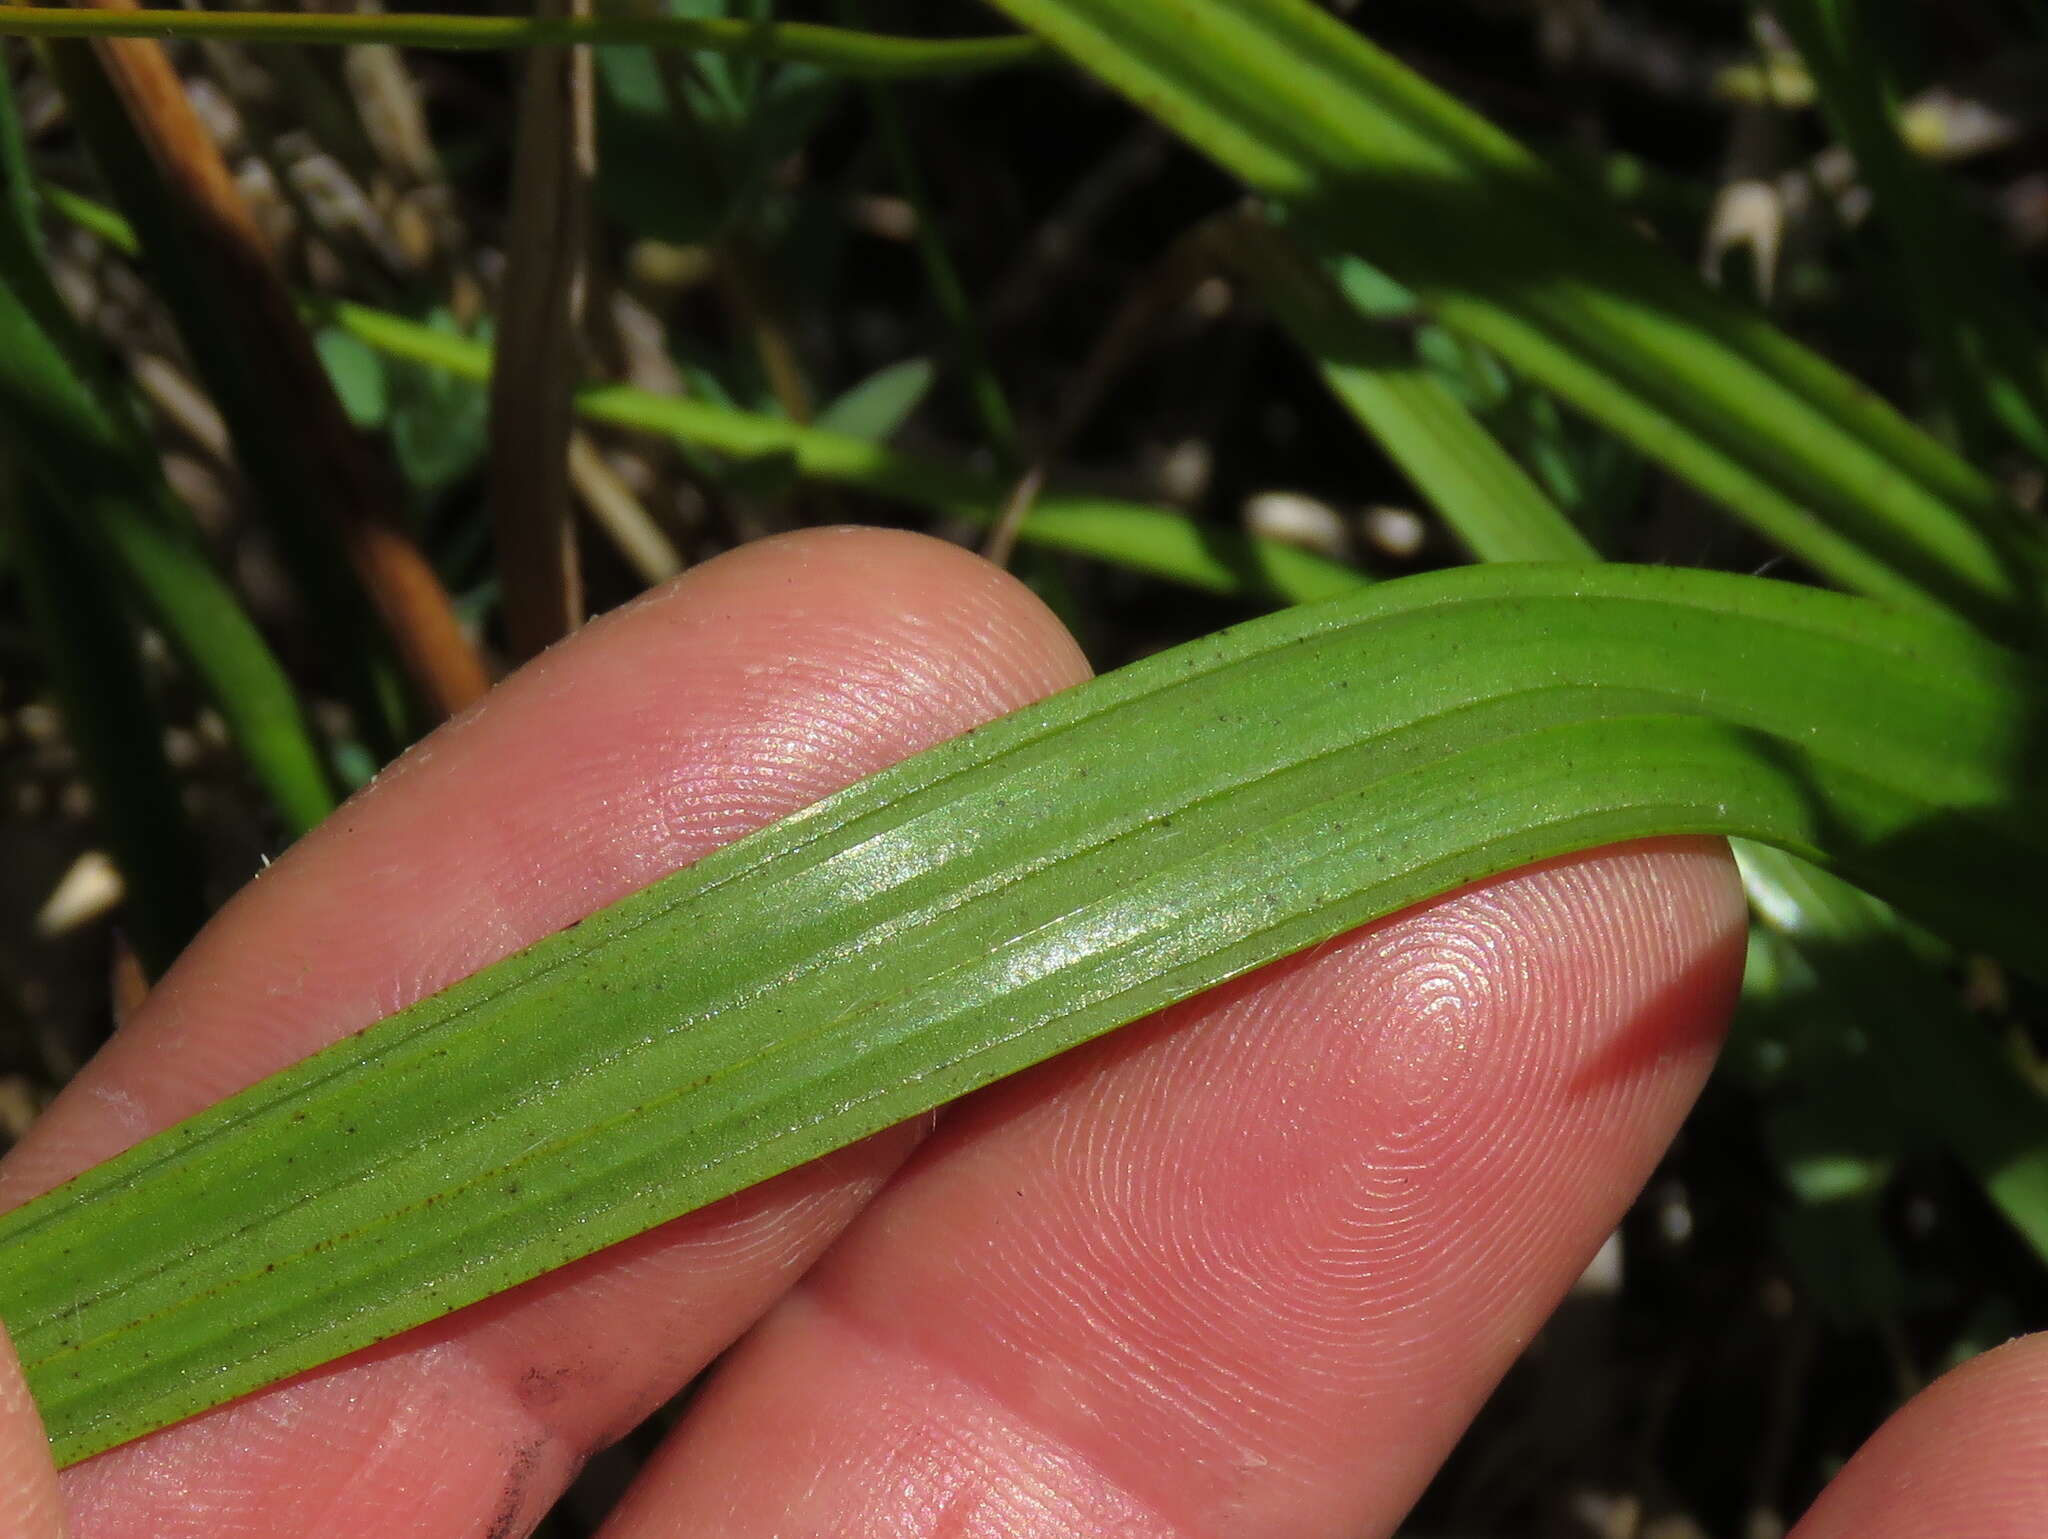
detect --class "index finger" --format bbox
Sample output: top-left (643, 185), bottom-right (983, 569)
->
top-left (0, 1319), bottom-right (63, 1539)
top-left (2, 527), bottom-right (1091, 1538)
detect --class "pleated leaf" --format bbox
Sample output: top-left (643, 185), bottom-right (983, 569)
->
top-left (0, 562), bottom-right (2041, 1466)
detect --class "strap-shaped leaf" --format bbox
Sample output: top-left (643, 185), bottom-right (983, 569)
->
top-left (0, 7), bottom-right (1047, 75)
top-left (1, 564), bottom-right (2040, 1466)
top-left (982, 0), bottom-right (2047, 639)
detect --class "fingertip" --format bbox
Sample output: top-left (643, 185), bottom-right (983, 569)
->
top-left (568, 525), bottom-right (1090, 723)
top-left (603, 836), bottom-right (1749, 1539)
top-left (2, 527), bottom-right (1089, 1200)
top-left (0, 525), bottom-right (1098, 1538)
top-left (0, 1318), bottom-right (64, 1539)
top-left (1794, 1333), bottom-right (2048, 1539)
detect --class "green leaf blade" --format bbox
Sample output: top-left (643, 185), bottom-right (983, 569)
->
top-left (0, 7), bottom-right (1049, 76)
top-left (0, 563), bottom-right (2039, 1465)
top-left (985, 0), bottom-right (2048, 639)
top-left (1220, 217), bottom-right (1593, 565)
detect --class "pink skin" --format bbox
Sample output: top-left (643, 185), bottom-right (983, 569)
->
top-left (0, 528), bottom-right (2035, 1537)
top-left (1788, 1336), bottom-right (2048, 1539)
top-left (1, 1323), bottom-right (62, 1539)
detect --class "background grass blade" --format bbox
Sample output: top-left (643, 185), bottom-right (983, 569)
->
top-left (1736, 842), bottom-right (2048, 1266)
top-left (38, 185), bottom-right (1366, 608)
top-left (7, 70), bottom-right (210, 966)
top-left (1771, 0), bottom-right (2048, 463)
top-left (322, 297), bottom-right (1367, 605)
top-left (858, 65), bottom-right (1020, 471)
top-left (3, 470), bottom-right (204, 978)
top-left (40, 26), bottom-right (490, 725)
top-left (0, 67), bottom-right (335, 842)
top-left (982, 0), bottom-right (2048, 640)
top-left (1215, 213), bottom-right (1593, 565)
top-left (0, 561), bottom-right (2041, 1465)
top-left (0, 6), bottom-right (1048, 73)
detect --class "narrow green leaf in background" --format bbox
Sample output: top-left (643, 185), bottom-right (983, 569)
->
top-left (1772, 0), bottom-right (2048, 463)
top-left (1738, 842), bottom-right (2048, 1265)
top-left (813, 356), bottom-right (937, 442)
top-left (324, 296), bottom-right (1368, 605)
top-left (1217, 214), bottom-right (1592, 565)
top-left (3, 469), bottom-right (203, 979)
top-left (853, 27), bottom-right (1023, 469)
top-left (982, 0), bottom-right (2047, 640)
top-left (41, 184), bottom-right (1363, 609)
top-left (0, 72), bottom-right (188, 946)
top-left (0, 67), bottom-right (335, 852)
top-left (0, 6), bottom-right (1048, 75)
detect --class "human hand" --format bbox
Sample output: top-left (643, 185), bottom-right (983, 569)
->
top-left (2, 529), bottom-right (2041, 1538)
